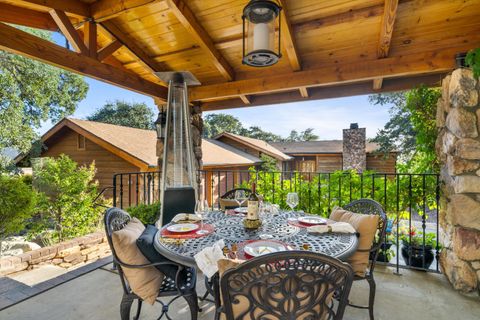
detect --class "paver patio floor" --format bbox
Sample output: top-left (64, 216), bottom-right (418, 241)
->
top-left (1, 264), bottom-right (479, 320)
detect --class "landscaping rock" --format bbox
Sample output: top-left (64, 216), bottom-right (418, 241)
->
top-left (453, 227), bottom-right (480, 261)
top-left (455, 138), bottom-right (480, 159)
top-left (447, 156), bottom-right (479, 175)
top-left (448, 194), bottom-right (480, 230)
top-left (449, 68), bottom-right (478, 108)
top-left (445, 108), bottom-right (478, 138)
top-left (453, 176), bottom-right (480, 193)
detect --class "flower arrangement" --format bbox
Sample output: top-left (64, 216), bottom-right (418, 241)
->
top-left (397, 225), bottom-right (437, 248)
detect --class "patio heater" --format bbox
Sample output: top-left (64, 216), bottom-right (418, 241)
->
top-left (154, 71), bottom-right (201, 226)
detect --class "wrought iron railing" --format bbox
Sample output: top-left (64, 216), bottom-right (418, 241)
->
top-left (112, 170), bottom-right (441, 273)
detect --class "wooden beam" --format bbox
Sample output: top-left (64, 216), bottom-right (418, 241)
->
top-left (97, 40), bottom-right (123, 62)
top-left (91, 0), bottom-right (158, 22)
top-left (50, 9), bottom-right (89, 55)
top-left (373, 78), bottom-right (383, 90)
top-left (83, 20), bottom-right (97, 58)
top-left (100, 21), bottom-right (166, 74)
top-left (377, 0), bottom-right (399, 58)
top-left (278, 0), bottom-right (301, 71)
top-left (190, 48), bottom-right (460, 101)
top-left (0, 22), bottom-right (167, 99)
top-left (0, 3), bottom-right (58, 31)
top-left (165, 0), bottom-right (234, 81)
top-left (239, 95), bottom-right (251, 105)
top-left (299, 87), bottom-right (309, 98)
top-left (17, 0), bottom-right (89, 17)
top-left (201, 73), bottom-right (445, 111)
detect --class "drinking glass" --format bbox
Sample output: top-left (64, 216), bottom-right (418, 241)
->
top-left (234, 190), bottom-right (247, 208)
top-left (286, 192), bottom-right (299, 212)
top-left (195, 200), bottom-right (209, 235)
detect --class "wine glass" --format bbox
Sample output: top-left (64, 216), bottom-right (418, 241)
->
top-left (195, 200), bottom-right (209, 235)
top-left (286, 192), bottom-right (299, 212)
top-left (234, 190), bottom-right (247, 209)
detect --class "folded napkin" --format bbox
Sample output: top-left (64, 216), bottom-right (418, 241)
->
top-left (194, 239), bottom-right (226, 278)
top-left (307, 222), bottom-right (356, 234)
top-left (171, 213), bottom-right (202, 223)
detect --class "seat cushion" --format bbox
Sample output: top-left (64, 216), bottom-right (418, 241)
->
top-left (331, 208), bottom-right (379, 276)
top-left (219, 199), bottom-right (245, 210)
top-left (112, 218), bottom-right (163, 304)
top-left (136, 224), bottom-right (178, 280)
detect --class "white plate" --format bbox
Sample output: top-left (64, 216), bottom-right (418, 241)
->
top-left (244, 240), bottom-right (288, 257)
top-left (166, 223), bottom-right (199, 233)
top-left (298, 216), bottom-right (327, 225)
top-left (234, 207), bottom-right (248, 214)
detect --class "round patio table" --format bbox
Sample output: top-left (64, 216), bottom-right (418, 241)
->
top-left (153, 210), bottom-right (358, 267)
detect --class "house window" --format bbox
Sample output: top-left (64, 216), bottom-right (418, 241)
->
top-left (77, 134), bottom-right (86, 150)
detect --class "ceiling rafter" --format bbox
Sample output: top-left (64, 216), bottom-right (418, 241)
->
top-left (49, 9), bottom-right (89, 55)
top-left (239, 95), bottom-right (251, 105)
top-left (83, 20), bottom-right (97, 59)
top-left (190, 47), bottom-right (460, 101)
top-left (16, 0), bottom-right (89, 17)
top-left (97, 40), bottom-right (123, 62)
top-left (299, 87), bottom-right (309, 98)
top-left (373, 0), bottom-right (399, 90)
top-left (278, 0), bottom-right (301, 71)
top-left (0, 22), bottom-right (167, 99)
top-left (0, 3), bottom-right (58, 31)
top-left (165, 0), bottom-right (235, 81)
top-left (91, 0), bottom-right (158, 22)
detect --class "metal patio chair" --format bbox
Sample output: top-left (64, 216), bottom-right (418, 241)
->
top-left (220, 251), bottom-right (354, 320)
top-left (104, 207), bottom-right (198, 320)
top-left (343, 199), bottom-right (387, 320)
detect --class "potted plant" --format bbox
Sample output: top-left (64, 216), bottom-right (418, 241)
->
top-left (370, 233), bottom-right (395, 263)
top-left (399, 226), bottom-right (437, 269)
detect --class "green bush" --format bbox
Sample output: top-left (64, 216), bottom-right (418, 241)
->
top-left (0, 175), bottom-right (36, 243)
top-left (126, 202), bottom-right (160, 225)
top-left (30, 155), bottom-right (105, 243)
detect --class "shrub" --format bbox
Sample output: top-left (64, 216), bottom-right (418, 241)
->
top-left (126, 202), bottom-right (160, 225)
top-left (0, 175), bottom-right (36, 250)
top-left (30, 155), bottom-right (105, 243)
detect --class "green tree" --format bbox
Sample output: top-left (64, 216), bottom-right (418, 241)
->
top-left (286, 128), bottom-right (319, 141)
top-left (202, 114), bottom-right (244, 138)
top-left (369, 86), bottom-right (441, 173)
top-left (240, 126), bottom-right (282, 142)
top-left (259, 154), bottom-right (279, 171)
top-left (0, 175), bottom-right (36, 255)
top-left (31, 155), bottom-right (104, 243)
top-left (0, 27), bottom-right (88, 171)
top-left (87, 100), bottom-right (155, 129)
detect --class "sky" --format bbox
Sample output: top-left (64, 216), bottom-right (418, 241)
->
top-left (39, 78), bottom-right (391, 140)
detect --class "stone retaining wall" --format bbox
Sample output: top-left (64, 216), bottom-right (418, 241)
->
top-left (0, 232), bottom-right (111, 276)
top-left (436, 68), bottom-right (480, 294)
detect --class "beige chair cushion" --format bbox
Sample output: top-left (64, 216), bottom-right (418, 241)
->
top-left (330, 207), bottom-right (379, 276)
top-left (112, 217), bottom-right (164, 305)
top-left (219, 198), bottom-right (245, 210)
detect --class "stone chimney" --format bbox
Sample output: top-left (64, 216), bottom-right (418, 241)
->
top-left (342, 123), bottom-right (366, 172)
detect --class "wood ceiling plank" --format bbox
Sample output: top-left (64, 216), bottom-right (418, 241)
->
top-left (97, 40), bottom-right (123, 62)
top-left (190, 47), bottom-right (460, 101)
top-left (201, 73), bottom-right (445, 111)
top-left (0, 22), bottom-right (167, 99)
top-left (100, 20), bottom-right (166, 74)
top-left (91, 0), bottom-right (158, 22)
top-left (278, 0), bottom-right (301, 71)
top-left (165, 0), bottom-right (235, 81)
top-left (377, 0), bottom-right (398, 58)
top-left (0, 3), bottom-right (58, 31)
top-left (50, 9), bottom-right (89, 55)
top-left (16, 0), bottom-right (89, 17)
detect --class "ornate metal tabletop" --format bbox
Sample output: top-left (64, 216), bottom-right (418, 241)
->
top-left (153, 211), bottom-right (358, 267)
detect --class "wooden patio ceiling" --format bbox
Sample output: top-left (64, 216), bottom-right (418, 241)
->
top-left (0, 0), bottom-right (479, 111)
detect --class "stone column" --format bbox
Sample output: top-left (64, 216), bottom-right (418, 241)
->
top-left (154, 100), bottom-right (203, 191)
top-left (342, 123), bottom-right (367, 172)
top-left (436, 68), bottom-right (480, 294)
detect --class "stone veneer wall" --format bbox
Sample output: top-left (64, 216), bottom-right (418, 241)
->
top-left (155, 102), bottom-right (203, 192)
top-left (0, 232), bottom-right (111, 276)
top-left (342, 126), bottom-right (367, 171)
top-left (436, 68), bottom-right (480, 294)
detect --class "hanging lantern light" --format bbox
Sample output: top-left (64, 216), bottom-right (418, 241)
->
top-left (242, 0), bottom-right (282, 67)
top-left (154, 106), bottom-right (167, 139)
